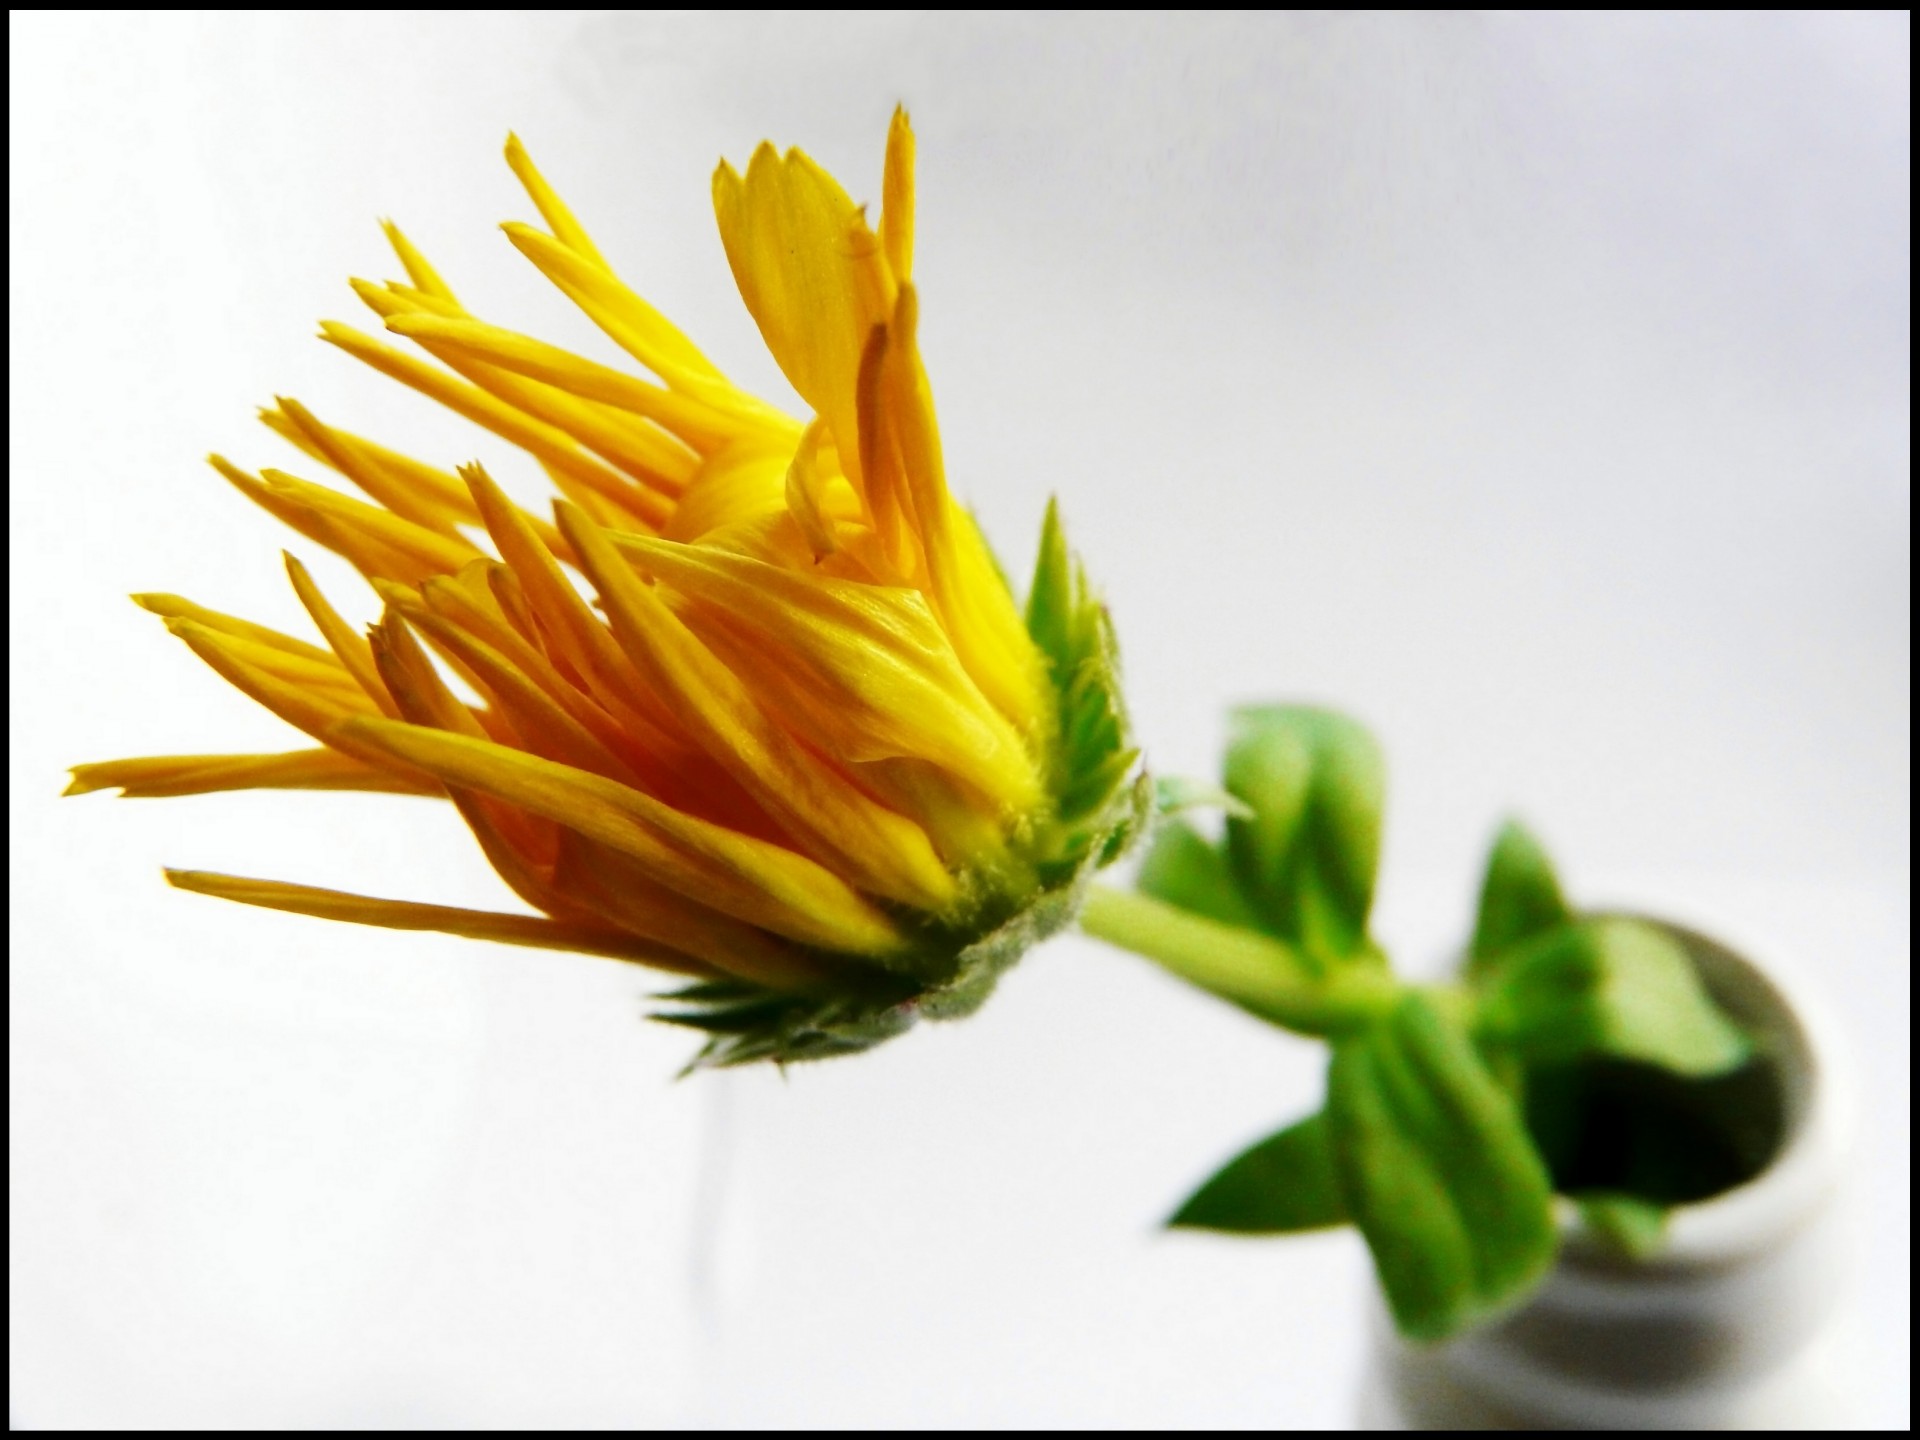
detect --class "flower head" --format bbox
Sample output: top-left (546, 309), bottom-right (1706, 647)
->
top-left (71, 111), bottom-right (1142, 1064)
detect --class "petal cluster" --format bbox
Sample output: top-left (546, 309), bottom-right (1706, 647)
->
top-left (72, 112), bottom-right (1140, 1063)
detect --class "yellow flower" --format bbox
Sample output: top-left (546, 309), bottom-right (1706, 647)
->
top-left (71, 111), bottom-right (1142, 1064)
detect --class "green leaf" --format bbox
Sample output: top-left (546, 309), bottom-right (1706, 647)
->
top-left (1222, 706), bottom-right (1384, 962)
top-left (1327, 992), bottom-right (1556, 1341)
top-left (1476, 917), bottom-right (1752, 1077)
top-left (1467, 821), bottom-right (1572, 977)
top-left (1168, 1112), bottom-right (1346, 1233)
top-left (1138, 819), bottom-right (1263, 930)
top-left (1575, 1193), bottom-right (1670, 1261)
top-left (1154, 775), bottom-right (1254, 820)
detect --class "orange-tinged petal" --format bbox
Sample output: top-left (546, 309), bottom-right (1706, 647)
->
top-left (550, 832), bottom-right (830, 991)
top-left (560, 503), bottom-right (957, 912)
top-left (66, 749), bottom-right (437, 798)
top-left (335, 715), bottom-right (905, 957)
top-left (616, 535), bottom-right (1041, 817)
top-left (165, 869), bottom-right (707, 971)
top-left (131, 591), bottom-right (335, 665)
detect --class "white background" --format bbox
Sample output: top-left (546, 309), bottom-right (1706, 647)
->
top-left (10, 11), bottom-right (1908, 1427)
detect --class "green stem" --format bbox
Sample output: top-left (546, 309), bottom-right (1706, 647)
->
top-left (1078, 885), bottom-right (1400, 1036)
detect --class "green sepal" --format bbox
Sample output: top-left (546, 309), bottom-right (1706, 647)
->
top-left (1327, 992), bottom-right (1556, 1342)
top-left (1468, 820), bottom-right (1573, 978)
top-left (1222, 706), bottom-right (1384, 963)
top-left (1475, 916), bottom-right (1752, 1078)
top-left (1153, 775), bottom-right (1253, 821)
top-left (1168, 1112), bottom-right (1346, 1234)
top-left (1026, 497), bottom-right (1141, 874)
top-left (657, 776), bottom-right (1145, 1070)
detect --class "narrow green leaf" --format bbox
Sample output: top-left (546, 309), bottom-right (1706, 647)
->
top-left (1168, 1113), bottom-right (1346, 1233)
top-left (1222, 706), bottom-right (1384, 962)
top-left (1468, 820), bottom-right (1572, 976)
top-left (1328, 993), bottom-right (1556, 1341)
top-left (1476, 918), bottom-right (1752, 1078)
top-left (1138, 820), bottom-right (1263, 930)
top-left (1575, 1193), bottom-right (1670, 1260)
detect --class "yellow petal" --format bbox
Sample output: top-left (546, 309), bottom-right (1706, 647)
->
top-left (502, 132), bottom-right (613, 271)
top-left (66, 749), bottom-right (437, 798)
top-left (881, 285), bottom-right (1047, 734)
top-left (131, 591), bottom-right (334, 665)
top-left (335, 716), bottom-right (905, 957)
top-left (502, 223), bottom-right (784, 429)
top-left (165, 869), bottom-right (707, 971)
top-left (212, 456), bottom-right (452, 585)
top-left (459, 464), bottom-right (669, 737)
top-left (378, 218), bottom-right (458, 303)
top-left (380, 309), bottom-right (698, 496)
top-left (319, 321), bottom-right (665, 529)
top-left (782, 418), bottom-right (838, 559)
top-left (711, 145), bottom-right (895, 484)
top-left (282, 553), bottom-right (400, 716)
top-left (853, 319), bottom-right (923, 580)
top-left (165, 621), bottom-right (428, 793)
top-left (661, 437), bottom-right (791, 543)
top-left (560, 503), bottom-right (957, 912)
top-left (391, 603), bottom-right (640, 785)
top-left (503, 133), bottom-right (728, 388)
top-left (379, 311), bottom-right (754, 455)
top-left (259, 468), bottom-right (482, 577)
top-left (879, 105), bottom-right (915, 285)
top-left (371, 610), bottom-right (656, 926)
top-left (615, 535), bottom-right (1041, 817)
top-left (267, 396), bottom-right (469, 535)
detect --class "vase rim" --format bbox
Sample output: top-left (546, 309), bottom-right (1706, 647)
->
top-left (1556, 912), bottom-right (1856, 1282)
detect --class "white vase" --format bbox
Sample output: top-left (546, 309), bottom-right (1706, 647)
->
top-left (1359, 921), bottom-right (1858, 1429)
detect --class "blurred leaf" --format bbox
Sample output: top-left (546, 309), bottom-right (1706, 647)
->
top-left (1575, 1192), bottom-right (1670, 1260)
top-left (1477, 918), bottom-right (1751, 1078)
top-left (1328, 993), bottom-right (1556, 1341)
top-left (1223, 706), bottom-right (1383, 962)
top-left (1154, 774), bottom-right (1253, 820)
top-left (1168, 1113), bottom-right (1345, 1233)
top-left (1138, 819), bottom-right (1263, 930)
top-left (1467, 820), bottom-right (1572, 978)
